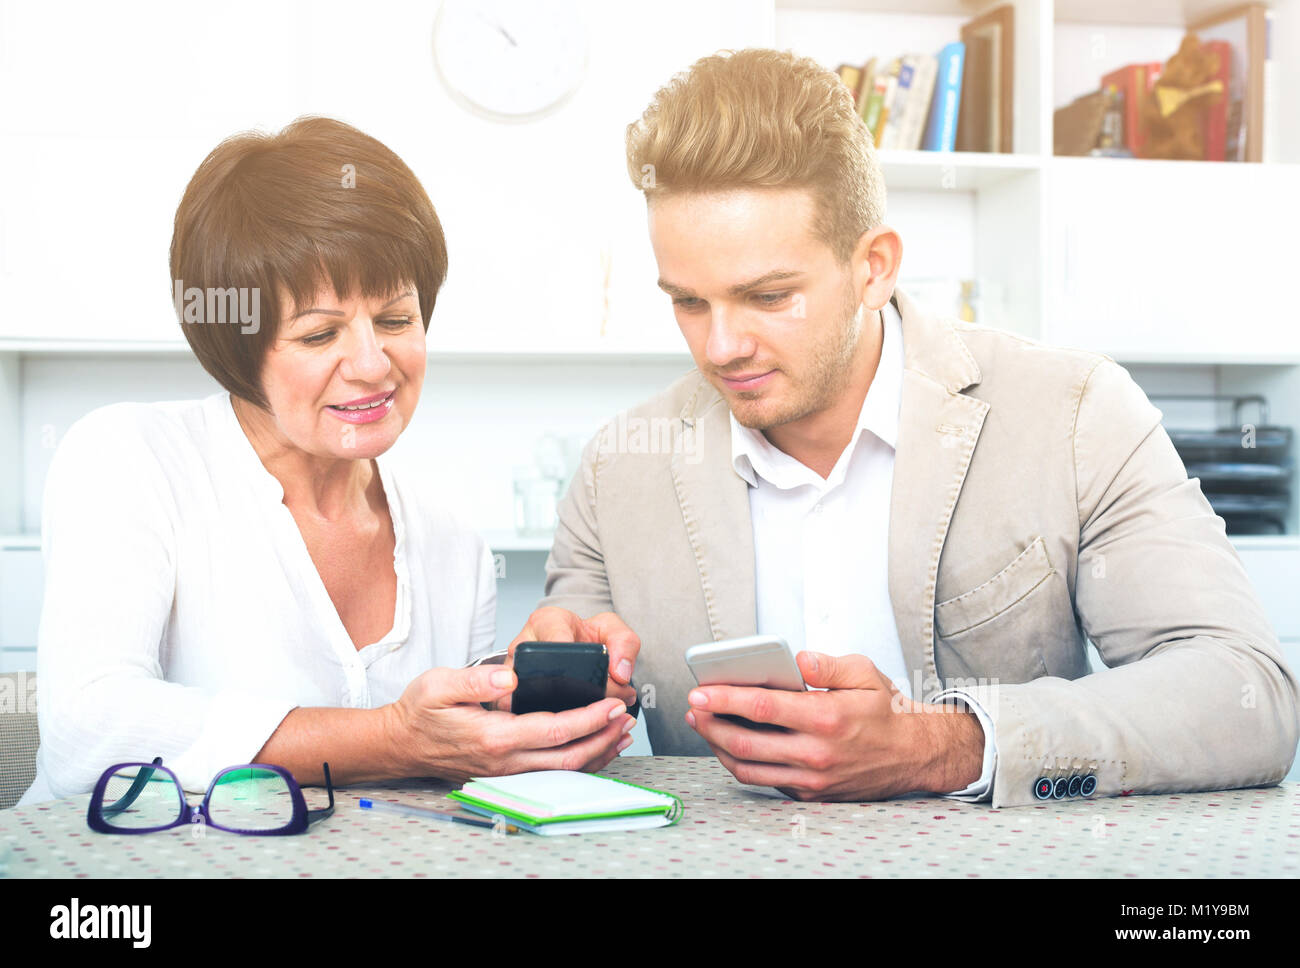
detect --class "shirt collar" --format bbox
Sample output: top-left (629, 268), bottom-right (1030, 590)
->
top-left (729, 296), bottom-right (904, 489)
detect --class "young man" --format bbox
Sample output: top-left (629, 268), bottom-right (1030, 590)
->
top-left (534, 49), bottom-right (1298, 807)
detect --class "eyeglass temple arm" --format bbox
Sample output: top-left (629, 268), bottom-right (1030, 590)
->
top-left (99, 756), bottom-right (165, 817)
top-left (305, 762), bottom-right (335, 823)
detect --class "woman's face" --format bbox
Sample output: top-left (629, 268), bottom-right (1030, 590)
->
top-left (257, 284), bottom-right (426, 461)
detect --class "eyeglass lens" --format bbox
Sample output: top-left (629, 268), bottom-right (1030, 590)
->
top-left (99, 765), bottom-right (183, 829)
top-left (206, 767), bottom-right (295, 832)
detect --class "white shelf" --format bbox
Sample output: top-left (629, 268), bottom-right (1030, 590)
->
top-left (1054, 0), bottom-right (1269, 27)
top-left (776, 0), bottom-right (992, 13)
top-left (880, 149), bottom-right (1042, 189)
top-left (1231, 534), bottom-right (1300, 551)
top-left (0, 340), bottom-right (192, 355)
top-left (1106, 352), bottom-right (1300, 366)
top-left (482, 531), bottom-right (556, 553)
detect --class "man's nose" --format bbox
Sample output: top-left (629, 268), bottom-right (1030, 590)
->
top-left (705, 306), bottom-right (757, 367)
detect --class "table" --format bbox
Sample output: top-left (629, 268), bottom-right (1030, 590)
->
top-left (1, 758), bottom-right (1297, 878)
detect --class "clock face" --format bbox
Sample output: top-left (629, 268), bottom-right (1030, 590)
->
top-left (433, 0), bottom-right (589, 122)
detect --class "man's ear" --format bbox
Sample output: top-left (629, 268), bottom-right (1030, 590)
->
top-left (853, 224), bottom-right (903, 310)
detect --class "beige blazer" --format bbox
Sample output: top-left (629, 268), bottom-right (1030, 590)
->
top-left (541, 287), bottom-right (1299, 807)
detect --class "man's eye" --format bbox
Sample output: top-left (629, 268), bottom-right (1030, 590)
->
top-left (673, 297), bottom-right (705, 311)
top-left (753, 291), bottom-right (791, 307)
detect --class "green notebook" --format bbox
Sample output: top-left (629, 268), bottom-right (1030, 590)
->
top-left (448, 771), bottom-right (683, 836)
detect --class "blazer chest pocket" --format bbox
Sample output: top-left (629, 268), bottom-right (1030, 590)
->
top-left (935, 536), bottom-right (1056, 639)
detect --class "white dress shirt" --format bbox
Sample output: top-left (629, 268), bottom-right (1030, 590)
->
top-left (19, 391), bottom-right (496, 805)
top-left (730, 300), bottom-right (997, 799)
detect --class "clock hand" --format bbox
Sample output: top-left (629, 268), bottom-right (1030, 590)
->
top-left (476, 12), bottom-right (518, 47)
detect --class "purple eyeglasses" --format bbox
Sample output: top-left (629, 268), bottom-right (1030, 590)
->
top-left (87, 757), bottom-right (334, 836)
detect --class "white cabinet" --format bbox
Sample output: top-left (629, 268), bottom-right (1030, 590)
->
top-left (1046, 157), bottom-right (1300, 361)
top-left (1236, 539), bottom-right (1300, 640)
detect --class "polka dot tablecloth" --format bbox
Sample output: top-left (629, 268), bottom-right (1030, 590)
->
top-left (1, 758), bottom-right (1296, 878)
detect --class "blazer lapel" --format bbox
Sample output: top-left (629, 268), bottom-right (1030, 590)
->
top-left (887, 288), bottom-right (989, 700)
top-left (666, 288), bottom-right (987, 678)
top-left (671, 379), bottom-right (759, 642)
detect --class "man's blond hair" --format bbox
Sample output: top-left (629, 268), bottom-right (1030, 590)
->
top-left (625, 48), bottom-right (886, 264)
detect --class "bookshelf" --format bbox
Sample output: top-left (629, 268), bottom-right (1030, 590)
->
top-left (768, 0), bottom-right (1300, 664)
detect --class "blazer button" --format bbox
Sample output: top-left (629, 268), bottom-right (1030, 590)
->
top-left (1067, 774), bottom-right (1082, 798)
top-left (1033, 777), bottom-right (1053, 800)
top-left (1052, 777), bottom-right (1069, 799)
top-left (1080, 774), bottom-right (1098, 797)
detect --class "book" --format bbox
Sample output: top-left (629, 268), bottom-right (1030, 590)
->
top-left (1190, 2), bottom-right (1269, 162)
top-left (870, 58), bottom-right (902, 146)
top-left (878, 56), bottom-right (916, 150)
top-left (956, 30), bottom-right (992, 151)
top-left (836, 63), bottom-right (864, 108)
top-left (898, 53), bottom-right (939, 151)
top-left (1100, 62), bottom-right (1163, 157)
top-left (856, 57), bottom-right (879, 124)
top-left (958, 3), bottom-right (1014, 153)
top-left (448, 771), bottom-right (683, 836)
top-left (923, 42), bottom-right (966, 152)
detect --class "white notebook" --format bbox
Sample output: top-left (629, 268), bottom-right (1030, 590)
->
top-left (448, 771), bottom-right (682, 835)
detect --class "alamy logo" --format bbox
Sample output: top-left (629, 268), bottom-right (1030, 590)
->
top-left (49, 898), bottom-right (151, 948)
top-left (172, 279), bottom-right (260, 334)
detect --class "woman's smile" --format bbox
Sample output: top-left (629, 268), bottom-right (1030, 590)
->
top-left (325, 388), bottom-right (397, 424)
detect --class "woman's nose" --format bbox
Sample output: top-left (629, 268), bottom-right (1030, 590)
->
top-left (338, 320), bottom-right (392, 382)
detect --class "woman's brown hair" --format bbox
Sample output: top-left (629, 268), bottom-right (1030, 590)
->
top-left (169, 116), bottom-right (447, 408)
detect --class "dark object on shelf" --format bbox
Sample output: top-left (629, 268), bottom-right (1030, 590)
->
top-left (1098, 84), bottom-right (1125, 149)
top-left (1142, 32), bottom-right (1225, 160)
top-left (1054, 89), bottom-right (1108, 156)
top-left (1153, 394), bottom-right (1293, 536)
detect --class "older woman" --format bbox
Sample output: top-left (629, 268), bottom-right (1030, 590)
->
top-left (19, 117), bottom-right (636, 804)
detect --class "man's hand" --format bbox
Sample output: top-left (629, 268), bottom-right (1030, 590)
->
top-left (495, 607), bottom-right (641, 713)
top-left (386, 665), bottom-right (635, 781)
top-left (685, 651), bottom-right (985, 801)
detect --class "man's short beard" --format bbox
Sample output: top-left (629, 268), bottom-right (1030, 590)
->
top-left (729, 284), bottom-right (866, 432)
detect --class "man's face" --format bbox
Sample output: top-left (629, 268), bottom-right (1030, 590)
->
top-left (647, 187), bottom-right (865, 431)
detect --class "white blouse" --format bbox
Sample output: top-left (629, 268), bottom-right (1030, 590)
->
top-left (19, 391), bottom-right (496, 804)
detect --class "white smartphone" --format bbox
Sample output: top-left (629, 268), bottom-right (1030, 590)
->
top-left (684, 635), bottom-right (806, 730)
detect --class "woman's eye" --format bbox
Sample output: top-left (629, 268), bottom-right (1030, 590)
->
top-left (379, 316), bottom-right (414, 328)
top-left (301, 329), bottom-right (335, 345)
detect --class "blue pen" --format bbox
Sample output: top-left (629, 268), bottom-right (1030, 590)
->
top-left (358, 797), bottom-right (520, 834)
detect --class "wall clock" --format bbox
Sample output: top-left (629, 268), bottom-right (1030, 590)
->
top-left (433, 0), bottom-right (590, 122)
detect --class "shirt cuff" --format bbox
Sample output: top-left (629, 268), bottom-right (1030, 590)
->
top-left (166, 692), bottom-right (299, 795)
top-left (927, 688), bottom-right (997, 801)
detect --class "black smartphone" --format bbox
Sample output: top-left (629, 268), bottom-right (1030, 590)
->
top-left (511, 642), bottom-right (609, 715)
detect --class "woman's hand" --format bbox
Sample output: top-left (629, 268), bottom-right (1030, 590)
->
top-left (384, 664), bottom-right (634, 782)
top-left (494, 607), bottom-right (641, 712)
